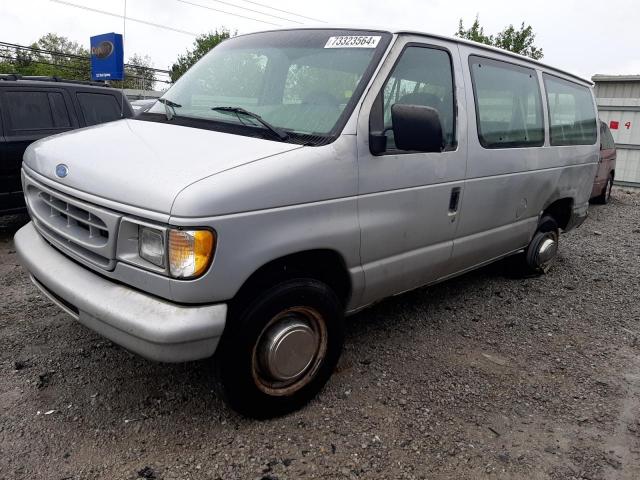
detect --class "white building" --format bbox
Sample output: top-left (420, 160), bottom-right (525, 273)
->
top-left (592, 75), bottom-right (640, 187)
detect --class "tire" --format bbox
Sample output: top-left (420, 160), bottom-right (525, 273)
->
top-left (510, 215), bottom-right (560, 276)
top-left (601, 175), bottom-right (613, 204)
top-left (213, 278), bottom-right (344, 418)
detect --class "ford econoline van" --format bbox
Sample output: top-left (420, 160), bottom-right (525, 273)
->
top-left (14, 28), bottom-right (599, 418)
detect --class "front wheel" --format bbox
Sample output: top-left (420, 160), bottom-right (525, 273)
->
top-left (213, 279), bottom-right (344, 418)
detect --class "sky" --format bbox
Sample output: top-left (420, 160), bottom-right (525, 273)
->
top-left (1, 0), bottom-right (639, 86)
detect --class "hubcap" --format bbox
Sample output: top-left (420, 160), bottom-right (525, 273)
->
top-left (536, 236), bottom-right (557, 269)
top-left (252, 307), bottom-right (327, 395)
top-left (260, 319), bottom-right (317, 381)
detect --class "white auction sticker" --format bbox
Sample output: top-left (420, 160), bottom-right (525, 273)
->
top-left (324, 36), bottom-right (381, 49)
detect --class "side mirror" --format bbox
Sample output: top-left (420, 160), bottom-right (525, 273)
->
top-left (391, 104), bottom-right (444, 153)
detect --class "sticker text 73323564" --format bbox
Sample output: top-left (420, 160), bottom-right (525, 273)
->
top-left (324, 36), bottom-right (381, 49)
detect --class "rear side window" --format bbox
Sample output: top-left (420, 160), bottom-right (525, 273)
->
top-left (4, 91), bottom-right (71, 131)
top-left (49, 92), bottom-right (71, 128)
top-left (77, 93), bottom-right (122, 126)
top-left (544, 75), bottom-right (597, 146)
top-left (469, 56), bottom-right (544, 149)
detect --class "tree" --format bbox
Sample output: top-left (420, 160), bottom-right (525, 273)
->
top-left (493, 24), bottom-right (544, 60)
top-left (456, 16), bottom-right (492, 45)
top-left (456, 16), bottom-right (544, 60)
top-left (113, 54), bottom-right (156, 90)
top-left (0, 33), bottom-right (90, 80)
top-left (35, 33), bottom-right (87, 57)
top-left (32, 33), bottom-right (91, 79)
top-left (0, 33), bottom-right (159, 88)
top-left (170, 29), bottom-right (233, 82)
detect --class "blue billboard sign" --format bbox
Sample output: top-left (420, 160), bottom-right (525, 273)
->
top-left (90, 33), bottom-right (124, 81)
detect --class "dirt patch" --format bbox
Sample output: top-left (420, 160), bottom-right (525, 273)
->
top-left (1, 190), bottom-right (639, 479)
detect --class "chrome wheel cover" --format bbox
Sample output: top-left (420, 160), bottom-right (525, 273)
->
top-left (252, 306), bottom-right (327, 396)
top-left (535, 233), bottom-right (558, 272)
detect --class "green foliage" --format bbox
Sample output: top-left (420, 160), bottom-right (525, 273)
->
top-left (456, 17), bottom-right (493, 45)
top-left (36, 33), bottom-right (87, 57)
top-left (170, 29), bottom-right (233, 82)
top-left (456, 16), bottom-right (544, 60)
top-left (0, 33), bottom-right (90, 80)
top-left (0, 33), bottom-right (158, 88)
top-left (493, 23), bottom-right (544, 60)
top-left (113, 54), bottom-right (156, 90)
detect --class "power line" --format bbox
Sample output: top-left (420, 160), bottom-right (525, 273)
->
top-left (203, 0), bottom-right (302, 24)
top-left (0, 56), bottom-right (170, 84)
top-left (0, 42), bottom-right (172, 84)
top-left (50, 0), bottom-right (199, 36)
top-left (176, 0), bottom-right (281, 26)
top-left (0, 54), bottom-right (172, 84)
top-left (236, 0), bottom-right (326, 23)
top-left (0, 41), bottom-right (171, 76)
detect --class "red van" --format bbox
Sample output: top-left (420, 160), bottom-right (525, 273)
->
top-left (591, 120), bottom-right (616, 204)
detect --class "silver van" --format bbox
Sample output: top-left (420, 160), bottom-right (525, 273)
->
top-left (14, 28), bottom-right (599, 417)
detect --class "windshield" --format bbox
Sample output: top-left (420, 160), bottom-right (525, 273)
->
top-left (147, 29), bottom-right (391, 145)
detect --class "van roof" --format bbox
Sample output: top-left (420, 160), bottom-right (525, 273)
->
top-left (238, 26), bottom-right (593, 86)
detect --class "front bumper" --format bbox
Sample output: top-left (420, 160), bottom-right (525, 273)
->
top-left (14, 222), bottom-right (227, 362)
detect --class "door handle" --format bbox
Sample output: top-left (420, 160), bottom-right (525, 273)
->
top-left (448, 187), bottom-right (461, 215)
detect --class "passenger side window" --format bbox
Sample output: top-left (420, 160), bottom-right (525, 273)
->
top-left (378, 45), bottom-right (456, 150)
top-left (544, 74), bottom-right (597, 146)
top-left (4, 91), bottom-right (71, 131)
top-left (469, 56), bottom-right (544, 148)
top-left (77, 93), bottom-right (122, 126)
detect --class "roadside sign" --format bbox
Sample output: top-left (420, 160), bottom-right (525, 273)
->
top-left (90, 33), bottom-right (124, 81)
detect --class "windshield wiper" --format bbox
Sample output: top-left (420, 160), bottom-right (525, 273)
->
top-left (211, 106), bottom-right (289, 141)
top-left (157, 98), bottom-right (182, 121)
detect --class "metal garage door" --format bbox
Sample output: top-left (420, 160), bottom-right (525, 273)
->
top-left (598, 109), bottom-right (640, 186)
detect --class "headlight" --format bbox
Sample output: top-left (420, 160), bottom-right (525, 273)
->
top-left (139, 226), bottom-right (165, 267)
top-left (168, 229), bottom-right (216, 279)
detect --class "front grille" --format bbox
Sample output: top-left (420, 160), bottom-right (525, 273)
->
top-left (24, 175), bottom-right (121, 270)
top-left (36, 190), bottom-right (109, 243)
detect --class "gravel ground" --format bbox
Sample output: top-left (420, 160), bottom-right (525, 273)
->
top-left (1, 189), bottom-right (639, 480)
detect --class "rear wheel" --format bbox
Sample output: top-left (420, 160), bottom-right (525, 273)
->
top-left (510, 215), bottom-right (560, 276)
top-left (594, 174), bottom-right (613, 204)
top-left (214, 279), bottom-right (344, 418)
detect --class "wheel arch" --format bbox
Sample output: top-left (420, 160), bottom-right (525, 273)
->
top-left (542, 197), bottom-right (573, 231)
top-left (231, 249), bottom-right (353, 312)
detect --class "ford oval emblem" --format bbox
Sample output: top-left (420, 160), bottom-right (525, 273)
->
top-left (55, 164), bottom-right (69, 178)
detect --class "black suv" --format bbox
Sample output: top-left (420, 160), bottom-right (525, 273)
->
top-left (0, 75), bottom-right (134, 214)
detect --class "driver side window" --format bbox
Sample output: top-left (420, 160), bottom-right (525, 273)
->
top-left (379, 45), bottom-right (456, 150)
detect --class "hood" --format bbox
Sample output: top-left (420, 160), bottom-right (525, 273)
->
top-left (24, 119), bottom-right (302, 214)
